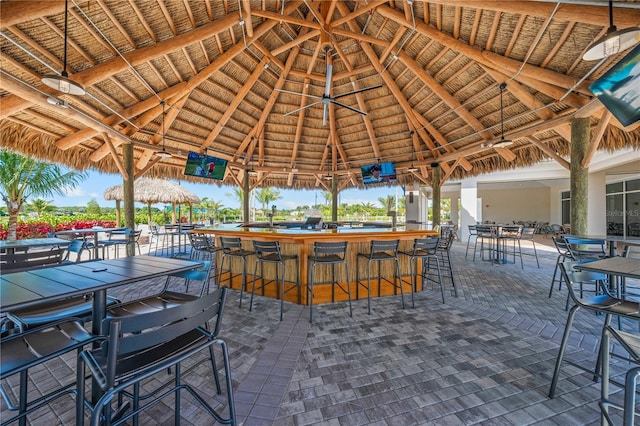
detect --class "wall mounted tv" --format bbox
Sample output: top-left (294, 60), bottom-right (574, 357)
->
top-left (361, 162), bottom-right (397, 185)
top-left (589, 43), bottom-right (640, 127)
top-left (183, 151), bottom-right (228, 180)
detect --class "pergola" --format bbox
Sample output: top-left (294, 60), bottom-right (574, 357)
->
top-left (1, 1), bottom-right (639, 197)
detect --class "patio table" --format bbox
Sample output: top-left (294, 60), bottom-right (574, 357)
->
top-left (0, 237), bottom-right (71, 255)
top-left (565, 234), bottom-right (640, 257)
top-left (55, 227), bottom-right (125, 259)
top-left (574, 257), bottom-right (640, 281)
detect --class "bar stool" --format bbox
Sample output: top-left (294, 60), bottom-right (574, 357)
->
top-left (473, 225), bottom-right (495, 262)
top-left (549, 236), bottom-right (572, 298)
top-left (465, 225), bottom-right (478, 258)
top-left (437, 231), bottom-right (459, 297)
top-left (251, 240), bottom-right (300, 321)
top-left (307, 241), bottom-right (352, 323)
top-left (400, 237), bottom-right (444, 304)
top-left (600, 325), bottom-right (640, 425)
top-left (218, 237), bottom-right (255, 308)
top-left (356, 239), bottom-right (403, 314)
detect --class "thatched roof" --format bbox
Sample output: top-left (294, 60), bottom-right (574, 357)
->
top-left (1, 1), bottom-right (639, 191)
top-left (104, 177), bottom-right (200, 204)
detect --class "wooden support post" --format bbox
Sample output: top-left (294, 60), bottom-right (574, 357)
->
top-left (331, 176), bottom-right (338, 222)
top-left (570, 118), bottom-right (590, 237)
top-left (115, 200), bottom-right (121, 227)
top-left (431, 163), bottom-right (441, 227)
top-left (243, 169), bottom-right (250, 223)
top-left (122, 143), bottom-right (136, 257)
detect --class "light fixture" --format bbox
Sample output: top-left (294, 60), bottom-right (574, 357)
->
top-left (155, 101), bottom-right (172, 158)
top-left (323, 174), bottom-right (333, 181)
top-left (46, 96), bottom-right (68, 108)
top-left (248, 168), bottom-right (258, 176)
top-left (583, 0), bottom-right (640, 61)
top-left (494, 82), bottom-right (513, 148)
top-left (41, 0), bottom-right (85, 95)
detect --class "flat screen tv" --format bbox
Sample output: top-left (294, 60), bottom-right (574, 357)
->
top-left (184, 151), bottom-right (228, 180)
top-left (589, 43), bottom-right (640, 127)
top-left (361, 162), bottom-right (397, 185)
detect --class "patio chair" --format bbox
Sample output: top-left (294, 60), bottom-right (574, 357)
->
top-left (599, 325), bottom-right (640, 425)
top-left (218, 237), bottom-right (255, 309)
top-left (564, 236), bottom-right (607, 261)
top-left (548, 262), bottom-right (640, 399)
top-left (1, 318), bottom-right (96, 425)
top-left (76, 288), bottom-right (236, 426)
top-left (437, 230), bottom-right (459, 297)
top-left (465, 225), bottom-right (478, 258)
top-left (549, 236), bottom-right (572, 298)
top-left (519, 225), bottom-right (540, 268)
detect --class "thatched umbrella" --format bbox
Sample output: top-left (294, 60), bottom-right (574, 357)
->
top-left (104, 177), bottom-right (201, 225)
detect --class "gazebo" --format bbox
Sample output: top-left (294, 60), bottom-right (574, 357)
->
top-left (103, 177), bottom-right (201, 226)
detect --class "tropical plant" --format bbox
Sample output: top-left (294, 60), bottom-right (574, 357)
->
top-left (86, 199), bottom-right (102, 216)
top-left (321, 191), bottom-right (332, 206)
top-left (225, 187), bottom-right (244, 207)
top-left (0, 150), bottom-right (87, 241)
top-left (254, 188), bottom-right (282, 212)
top-left (28, 198), bottom-right (54, 217)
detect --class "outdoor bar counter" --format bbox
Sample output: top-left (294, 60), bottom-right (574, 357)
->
top-left (197, 224), bottom-right (439, 305)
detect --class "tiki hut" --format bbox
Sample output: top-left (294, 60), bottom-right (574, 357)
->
top-left (104, 178), bottom-right (200, 225)
top-left (0, 1), bottom-right (638, 192)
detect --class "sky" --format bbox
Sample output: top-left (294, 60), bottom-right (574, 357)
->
top-left (51, 169), bottom-right (402, 210)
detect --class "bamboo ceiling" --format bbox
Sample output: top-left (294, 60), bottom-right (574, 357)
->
top-left (1, 0), bottom-right (639, 192)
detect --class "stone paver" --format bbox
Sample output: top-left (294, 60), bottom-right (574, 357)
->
top-left (1, 237), bottom-right (636, 425)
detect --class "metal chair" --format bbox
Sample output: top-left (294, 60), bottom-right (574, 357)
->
top-left (472, 225), bottom-right (495, 262)
top-left (495, 225), bottom-right (523, 266)
top-left (465, 225), bottom-right (478, 258)
top-left (0, 318), bottom-right (96, 426)
top-left (437, 230), bottom-right (459, 297)
top-left (148, 224), bottom-right (169, 256)
top-left (99, 228), bottom-right (132, 259)
top-left (307, 241), bottom-right (352, 323)
top-left (548, 261), bottom-right (640, 398)
top-left (519, 225), bottom-right (540, 268)
top-left (400, 237), bottom-right (444, 304)
top-left (599, 325), bottom-right (640, 425)
top-left (76, 288), bottom-right (235, 426)
top-left (356, 240), bottom-right (403, 315)
top-left (564, 236), bottom-right (607, 261)
top-left (549, 236), bottom-right (572, 298)
top-left (251, 240), bottom-right (300, 321)
top-left (218, 237), bottom-right (255, 309)
top-left (106, 260), bottom-right (214, 317)
top-left (188, 232), bottom-right (220, 262)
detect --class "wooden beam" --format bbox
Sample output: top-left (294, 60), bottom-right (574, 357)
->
top-left (0, 1), bottom-right (64, 29)
top-left (526, 136), bottom-right (570, 170)
top-left (241, 0), bottom-right (253, 37)
top-left (494, 146), bottom-right (517, 162)
top-left (582, 109), bottom-right (612, 168)
top-left (377, 5), bottom-right (593, 96)
top-left (101, 133), bottom-right (129, 180)
top-left (250, 8), bottom-right (321, 29)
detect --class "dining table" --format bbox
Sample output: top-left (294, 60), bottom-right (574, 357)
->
top-left (0, 255), bottom-right (204, 336)
top-left (0, 237), bottom-right (71, 255)
top-left (574, 257), bottom-right (640, 281)
top-left (565, 234), bottom-right (640, 257)
top-left (55, 227), bottom-right (125, 259)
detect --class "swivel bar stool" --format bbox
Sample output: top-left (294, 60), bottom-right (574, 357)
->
top-left (356, 239), bottom-right (403, 314)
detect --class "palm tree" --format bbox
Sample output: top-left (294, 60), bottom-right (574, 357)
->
top-left (378, 195), bottom-right (396, 211)
top-left (225, 187), bottom-right (244, 207)
top-left (28, 198), bottom-right (54, 218)
top-left (0, 150), bottom-right (87, 240)
top-left (199, 197), bottom-right (224, 223)
top-left (322, 191), bottom-right (332, 206)
top-left (255, 188), bottom-right (282, 212)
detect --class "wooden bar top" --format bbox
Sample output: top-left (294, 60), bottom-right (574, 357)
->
top-left (195, 224), bottom-right (439, 244)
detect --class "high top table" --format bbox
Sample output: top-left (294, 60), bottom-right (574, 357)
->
top-left (55, 227), bottom-right (125, 259)
top-left (0, 255), bottom-right (203, 335)
top-left (0, 237), bottom-right (71, 254)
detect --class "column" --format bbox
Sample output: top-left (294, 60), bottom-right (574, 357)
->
top-left (431, 163), bottom-right (441, 227)
top-left (460, 178), bottom-right (478, 241)
top-left (122, 142), bottom-right (135, 257)
top-left (571, 118), bottom-right (589, 236)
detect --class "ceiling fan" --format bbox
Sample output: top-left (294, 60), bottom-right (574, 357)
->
top-left (279, 47), bottom-right (382, 126)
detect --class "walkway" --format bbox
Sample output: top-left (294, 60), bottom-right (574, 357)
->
top-left (1, 238), bottom-right (636, 425)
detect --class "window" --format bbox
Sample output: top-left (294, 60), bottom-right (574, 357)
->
top-left (606, 178), bottom-right (640, 236)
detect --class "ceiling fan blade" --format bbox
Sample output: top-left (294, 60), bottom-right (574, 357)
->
top-left (275, 88), bottom-right (322, 99)
top-left (324, 64), bottom-right (333, 97)
top-left (330, 100), bottom-right (367, 115)
top-left (332, 84), bottom-right (383, 100)
top-left (323, 103), bottom-right (328, 126)
top-left (284, 100), bottom-right (322, 117)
